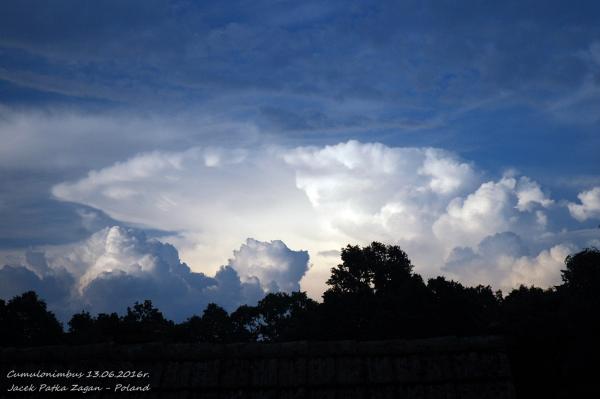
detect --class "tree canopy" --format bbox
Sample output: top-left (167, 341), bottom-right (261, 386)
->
top-left (326, 242), bottom-right (414, 295)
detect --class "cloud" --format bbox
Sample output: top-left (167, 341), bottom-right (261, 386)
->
top-left (3, 0), bottom-right (600, 142)
top-left (568, 187), bottom-right (600, 222)
top-left (432, 176), bottom-right (552, 250)
top-left (50, 145), bottom-right (318, 283)
top-left (0, 107), bottom-right (262, 173)
top-left (0, 227), bottom-right (308, 322)
top-left (47, 140), bottom-right (589, 293)
top-left (226, 238), bottom-right (309, 293)
top-left (283, 141), bottom-right (478, 246)
top-left (51, 141), bottom-right (481, 283)
top-left (1, 3), bottom-right (597, 237)
top-left (0, 105), bottom-right (269, 251)
top-left (443, 232), bottom-right (573, 290)
top-left (0, 264), bottom-right (73, 308)
top-left (317, 249), bottom-right (340, 258)
top-left (515, 177), bottom-right (553, 211)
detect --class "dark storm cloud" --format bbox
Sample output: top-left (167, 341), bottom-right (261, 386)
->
top-left (0, 264), bottom-right (73, 305)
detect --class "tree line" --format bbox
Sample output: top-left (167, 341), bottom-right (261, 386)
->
top-left (1, 243), bottom-right (599, 398)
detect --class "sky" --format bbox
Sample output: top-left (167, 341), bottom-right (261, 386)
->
top-left (1, 0), bottom-right (599, 321)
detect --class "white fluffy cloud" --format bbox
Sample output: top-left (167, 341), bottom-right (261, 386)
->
top-left (443, 232), bottom-right (573, 290)
top-left (432, 176), bottom-right (553, 251)
top-left (283, 141), bottom-right (478, 243)
top-left (0, 227), bottom-right (308, 321)
top-left (568, 187), bottom-right (600, 221)
top-left (51, 146), bottom-right (316, 275)
top-left (48, 140), bottom-right (593, 297)
top-left (226, 238), bottom-right (309, 293)
top-left (515, 177), bottom-right (554, 211)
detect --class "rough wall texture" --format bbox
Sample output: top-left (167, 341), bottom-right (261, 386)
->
top-left (0, 336), bottom-right (515, 398)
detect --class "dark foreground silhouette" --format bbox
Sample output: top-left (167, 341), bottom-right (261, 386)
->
top-left (0, 336), bottom-right (514, 398)
top-left (1, 244), bottom-right (599, 398)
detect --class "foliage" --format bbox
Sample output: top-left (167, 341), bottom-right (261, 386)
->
top-left (0, 291), bottom-right (63, 346)
top-left (326, 242), bottom-right (413, 295)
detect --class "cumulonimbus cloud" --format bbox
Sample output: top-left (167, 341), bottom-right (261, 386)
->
top-left (0, 227), bottom-right (309, 322)
top-left (47, 141), bottom-right (599, 297)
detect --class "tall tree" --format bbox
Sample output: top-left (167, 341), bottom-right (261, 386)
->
top-left (68, 310), bottom-right (98, 344)
top-left (321, 242), bottom-right (428, 340)
top-left (326, 242), bottom-right (414, 296)
top-left (121, 300), bottom-right (173, 343)
top-left (255, 292), bottom-right (319, 342)
top-left (199, 303), bottom-right (234, 343)
top-left (1, 291), bottom-right (63, 346)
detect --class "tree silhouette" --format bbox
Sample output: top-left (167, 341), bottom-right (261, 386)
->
top-left (557, 247), bottom-right (600, 397)
top-left (198, 303), bottom-right (234, 342)
top-left (176, 303), bottom-right (236, 343)
top-left (68, 310), bottom-right (98, 344)
top-left (255, 292), bottom-right (319, 342)
top-left (95, 312), bottom-right (121, 342)
top-left (0, 299), bottom-right (8, 345)
top-left (124, 300), bottom-right (167, 323)
top-left (427, 277), bottom-right (501, 336)
top-left (230, 305), bottom-right (261, 342)
top-left (326, 242), bottom-right (413, 295)
top-left (500, 285), bottom-right (561, 399)
top-left (561, 247), bottom-right (600, 298)
top-left (321, 242), bottom-right (429, 340)
top-left (121, 300), bottom-right (173, 343)
top-left (557, 247), bottom-right (600, 335)
top-left (0, 291), bottom-right (63, 346)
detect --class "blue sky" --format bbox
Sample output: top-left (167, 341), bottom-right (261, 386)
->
top-left (1, 0), bottom-right (599, 319)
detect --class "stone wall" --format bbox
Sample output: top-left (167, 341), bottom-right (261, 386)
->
top-left (0, 336), bottom-right (515, 398)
